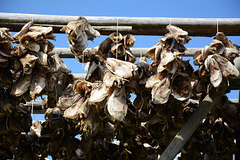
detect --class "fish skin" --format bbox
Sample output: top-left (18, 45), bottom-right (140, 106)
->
top-left (107, 86), bottom-right (127, 121)
top-left (205, 55), bottom-right (223, 88)
top-left (151, 74), bottom-right (171, 104)
top-left (29, 72), bottom-right (46, 99)
top-left (11, 74), bottom-right (32, 97)
top-left (106, 58), bottom-right (138, 79)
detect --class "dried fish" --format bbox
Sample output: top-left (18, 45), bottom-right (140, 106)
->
top-left (123, 34), bottom-right (136, 49)
top-left (61, 16), bottom-right (100, 58)
top-left (64, 96), bottom-right (85, 119)
top-left (12, 21), bottom-right (33, 42)
top-left (109, 32), bottom-right (123, 43)
top-left (1, 20), bottom-right (240, 160)
top-left (209, 39), bottom-right (225, 55)
top-left (29, 26), bottom-right (56, 40)
top-left (29, 72), bottom-right (46, 99)
top-left (171, 72), bottom-right (191, 101)
top-left (107, 86), bottom-right (127, 121)
top-left (89, 83), bottom-right (110, 103)
top-left (111, 43), bottom-right (125, 58)
top-left (106, 58), bottom-right (138, 79)
top-left (36, 51), bottom-right (48, 66)
top-left (20, 54), bottom-right (39, 74)
top-left (166, 24), bottom-right (191, 45)
top-left (204, 55), bottom-right (223, 88)
top-left (11, 74), bottom-right (32, 96)
top-left (20, 34), bottom-right (41, 52)
top-left (213, 53), bottom-right (239, 77)
top-left (223, 47), bottom-right (239, 62)
top-left (151, 74), bottom-right (171, 104)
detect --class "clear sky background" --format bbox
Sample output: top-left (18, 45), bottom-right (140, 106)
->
top-left (1, 0), bottom-right (240, 121)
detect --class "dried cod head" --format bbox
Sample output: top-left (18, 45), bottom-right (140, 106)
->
top-left (107, 86), bottom-right (128, 121)
top-left (20, 54), bottom-right (39, 75)
top-left (106, 58), bottom-right (138, 79)
top-left (171, 72), bottom-right (191, 101)
top-left (61, 16), bottom-right (100, 57)
top-left (11, 74), bottom-right (32, 97)
top-left (166, 24), bottom-right (191, 45)
top-left (151, 74), bottom-right (171, 104)
top-left (123, 34), bottom-right (136, 49)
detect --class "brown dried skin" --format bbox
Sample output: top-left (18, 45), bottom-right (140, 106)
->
top-left (0, 28), bottom-right (13, 66)
top-left (148, 60), bottom-right (160, 73)
top-left (30, 120), bottom-right (42, 137)
top-left (29, 72), bottom-right (46, 99)
top-left (145, 72), bottom-right (162, 89)
top-left (61, 17), bottom-right (100, 57)
top-left (204, 54), bottom-right (239, 88)
top-left (107, 86), bottom-right (128, 121)
top-left (182, 60), bottom-right (194, 76)
top-left (103, 69), bottom-right (126, 88)
top-left (136, 57), bottom-right (150, 84)
top-left (166, 25), bottom-right (188, 36)
top-left (160, 50), bottom-right (174, 66)
top-left (204, 55), bottom-right (223, 88)
top-left (19, 34), bottom-right (41, 52)
top-left (106, 58), bottom-right (138, 79)
top-left (212, 54), bottom-right (239, 77)
top-left (39, 39), bottom-right (54, 53)
top-left (166, 24), bottom-right (191, 45)
top-left (171, 72), bottom-right (191, 101)
top-left (77, 16), bottom-right (100, 40)
top-left (145, 43), bottom-right (162, 61)
top-left (82, 106), bottom-right (99, 137)
top-left (98, 37), bottom-right (113, 58)
top-left (73, 80), bottom-right (93, 96)
top-left (11, 74), bottom-right (32, 97)
top-left (209, 39), bottom-right (225, 55)
top-left (12, 21), bottom-right (33, 42)
top-left (44, 107), bottom-right (61, 120)
top-left (29, 26), bottom-right (56, 40)
top-left (151, 74), bottom-right (171, 104)
top-left (63, 96), bottom-right (85, 119)
top-left (159, 33), bottom-right (175, 50)
top-left (125, 49), bottom-right (136, 63)
top-left (215, 32), bottom-right (238, 50)
top-left (51, 54), bottom-right (71, 73)
top-left (36, 51), bottom-right (48, 67)
top-left (109, 32), bottom-right (123, 43)
top-left (89, 83), bottom-right (110, 103)
top-left (111, 43), bottom-right (125, 58)
top-left (158, 50), bottom-right (178, 74)
top-left (0, 27), bottom-right (14, 42)
top-left (61, 21), bottom-right (88, 54)
top-left (11, 45), bottom-right (28, 57)
top-left (123, 34), bottom-right (136, 49)
top-left (223, 47), bottom-right (239, 62)
top-left (20, 54), bottom-right (39, 75)
top-left (56, 84), bottom-right (74, 110)
top-left (193, 50), bottom-right (204, 66)
top-left (85, 61), bottom-right (104, 82)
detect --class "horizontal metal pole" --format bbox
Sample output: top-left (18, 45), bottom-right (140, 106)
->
top-left (1, 13), bottom-right (240, 36)
top-left (49, 48), bottom-right (199, 58)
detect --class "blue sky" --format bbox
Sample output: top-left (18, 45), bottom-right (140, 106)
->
top-left (1, 0), bottom-right (240, 121)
